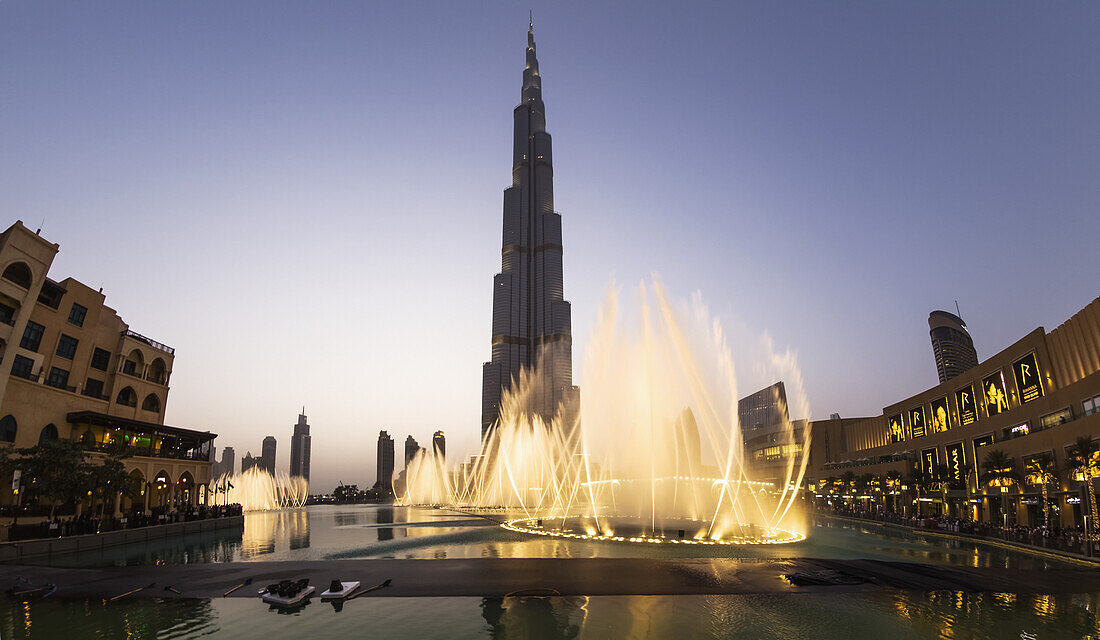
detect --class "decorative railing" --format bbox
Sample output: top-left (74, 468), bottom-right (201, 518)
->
top-left (125, 329), bottom-right (175, 355)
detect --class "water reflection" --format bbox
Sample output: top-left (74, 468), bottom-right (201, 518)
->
top-left (378, 507), bottom-right (395, 542)
top-left (481, 597), bottom-right (584, 639)
top-left (4, 593), bottom-right (1100, 639)
top-left (241, 508), bottom-right (311, 558)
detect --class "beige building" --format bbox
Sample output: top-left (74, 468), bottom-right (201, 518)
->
top-left (806, 296), bottom-right (1100, 528)
top-left (0, 221), bottom-right (215, 515)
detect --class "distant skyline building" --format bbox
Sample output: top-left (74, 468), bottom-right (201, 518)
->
top-left (481, 22), bottom-right (578, 440)
top-left (404, 435), bottom-right (419, 468)
top-left (433, 430), bottom-right (445, 460)
top-left (213, 446), bottom-right (236, 478)
top-left (738, 382), bottom-right (789, 435)
top-left (261, 435), bottom-right (277, 475)
top-left (289, 408), bottom-right (311, 481)
top-left (929, 310), bottom-right (979, 383)
top-left (241, 451), bottom-right (259, 473)
top-left (376, 430), bottom-right (394, 493)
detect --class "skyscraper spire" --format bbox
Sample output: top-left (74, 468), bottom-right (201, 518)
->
top-left (481, 24), bottom-right (578, 440)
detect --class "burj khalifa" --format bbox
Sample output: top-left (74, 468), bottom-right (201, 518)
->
top-left (481, 22), bottom-right (578, 439)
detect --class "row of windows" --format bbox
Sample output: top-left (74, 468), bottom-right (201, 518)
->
top-left (8, 353), bottom-right (161, 411)
top-left (0, 415), bottom-right (57, 445)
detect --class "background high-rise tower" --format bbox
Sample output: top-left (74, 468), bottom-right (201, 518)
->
top-left (929, 310), bottom-right (979, 383)
top-left (375, 430), bottom-right (394, 494)
top-left (289, 409), bottom-right (311, 481)
top-left (481, 22), bottom-right (578, 439)
top-left (261, 435), bottom-right (277, 475)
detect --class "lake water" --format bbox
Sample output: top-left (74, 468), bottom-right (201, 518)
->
top-left (4, 505), bottom-right (1099, 639)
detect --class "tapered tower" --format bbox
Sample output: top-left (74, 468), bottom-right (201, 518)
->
top-left (481, 22), bottom-right (578, 439)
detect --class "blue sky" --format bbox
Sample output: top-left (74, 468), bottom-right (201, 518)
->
top-left (2, 2), bottom-right (1097, 491)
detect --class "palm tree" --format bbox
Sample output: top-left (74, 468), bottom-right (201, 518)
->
top-left (982, 449), bottom-right (1018, 526)
top-left (884, 470), bottom-right (903, 514)
top-left (841, 471), bottom-right (856, 508)
top-left (1066, 437), bottom-right (1100, 539)
top-left (1024, 454), bottom-right (1058, 528)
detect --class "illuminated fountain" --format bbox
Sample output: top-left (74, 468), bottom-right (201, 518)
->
top-left (399, 279), bottom-right (811, 545)
top-left (214, 466), bottom-right (309, 511)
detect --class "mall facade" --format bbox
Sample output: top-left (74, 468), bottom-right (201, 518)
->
top-left (804, 296), bottom-right (1100, 528)
top-left (0, 221), bottom-right (215, 515)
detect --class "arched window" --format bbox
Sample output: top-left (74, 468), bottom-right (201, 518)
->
top-left (0, 415), bottom-right (16, 442)
top-left (142, 393), bottom-right (160, 413)
top-left (1, 262), bottom-right (32, 289)
top-left (38, 423), bottom-right (58, 444)
top-left (81, 430), bottom-right (96, 446)
top-left (122, 349), bottom-right (144, 376)
top-left (148, 358), bottom-right (167, 384)
top-left (117, 386), bottom-right (137, 407)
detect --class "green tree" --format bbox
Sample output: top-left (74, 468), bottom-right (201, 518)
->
top-left (86, 453), bottom-right (131, 516)
top-left (1065, 437), bottom-right (1100, 539)
top-left (982, 449), bottom-right (1017, 526)
top-left (1024, 454), bottom-right (1057, 528)
top-left (15, 440), bottom-right (92, 520)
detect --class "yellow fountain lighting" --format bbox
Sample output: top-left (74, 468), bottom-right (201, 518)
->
top-left (501, 517), bottom-right (805, 546)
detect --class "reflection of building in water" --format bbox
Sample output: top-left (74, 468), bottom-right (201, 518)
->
top-left (376, 506), bottom-right (394, 541)
top-left (480, 596), bottom-right (584, 639)
top-left (240, 509), bottom-right (311, 558)
top-left (288, 508), bottom-right (310, 550)
top-left (929, 310), bottom-right (979, 383)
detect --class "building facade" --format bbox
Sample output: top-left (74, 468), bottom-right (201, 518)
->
top-left (808, 296), bottom-right (1100, 529)
top-left (376, 430), bottom-right (394, 494)
top-left (433, 430), bottom-right (445, 460)
top-left (404, 435), bottom-right (419, 468)
top-left (261, 436), bottom-right (276, 475)
top-left (289, 410), bottom-right (311, 481)
top-left (929, 310), bottom-right (979, 384)
top-left (0, 221), bottom-right (215, 513)
top-left (212, 446), bottom-right (235, 478)
top-left (481, 22), bottom-right (579, 440)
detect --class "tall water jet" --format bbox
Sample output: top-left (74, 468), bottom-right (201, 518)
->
top-left (214, 466), bottom-right (309, 511)
top-left (400, 279), bottom-right (812, 544)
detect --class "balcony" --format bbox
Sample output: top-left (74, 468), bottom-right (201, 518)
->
top-left (43, 378), bottom-right (76, 393)
top-left (125, 329), bottom-right (175, 355)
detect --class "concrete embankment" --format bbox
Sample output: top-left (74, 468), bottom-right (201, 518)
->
top-left (0, 516), bottom-right (243, 564)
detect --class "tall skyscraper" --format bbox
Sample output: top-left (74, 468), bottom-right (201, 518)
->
top-left (738, 382), bottom-right (789, 435)
top-left (213, 446), bottom-right (235, 478)
top-left (376, 430), bottom-right (394, 493)
top-left (929, 310), bottom-right (979, 383)
top-left (289, 409), bottom-right (311, 481)
top-left (404, 435), bottom-right (419, 468)
top-left (433, 430), bottom-right (445, 460)
top-left (261, 435), bottom-right (277, 475)
top-left (481, 21), bottom-right (578, 440)
top-left (241, 451), bottom-right (259, 473)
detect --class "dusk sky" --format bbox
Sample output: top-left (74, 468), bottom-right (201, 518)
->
top-left (2, 2), bottom-right (1097, 492)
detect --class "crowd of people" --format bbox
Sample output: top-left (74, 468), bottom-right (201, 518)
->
top-left (14, 503), bottom-right (243, 541)
top-left (818, 503), bottom-right (1096, 556)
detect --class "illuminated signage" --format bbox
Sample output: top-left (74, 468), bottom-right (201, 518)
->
top-left (929, 397), bottom-right (950, 433)
top-left (921, 447), bottom-right (937, 474)
top-left (909, 406), bottom-right (926, 439)
top-left (945, 442), bottom-right (965, 482)
top-left (888, 414), bottom-right (905, 443)
top-left (982, 371), bottom-right (1010, 417)
top-left (1010, 423), bottom-right (1030, 435)
top-left (973, 434), bottom-right (994, 449)
top-left (1013, 352), bottom-right (1045, 404)
top-left (955, 385), bottom-right (977, 426)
